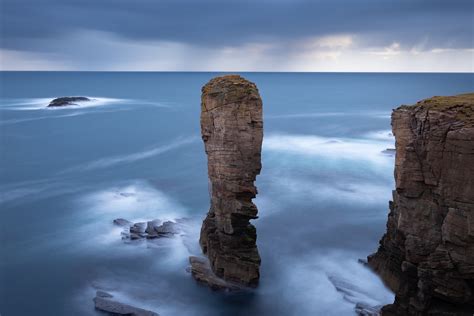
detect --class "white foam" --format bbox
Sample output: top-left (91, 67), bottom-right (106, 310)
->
top-left (267, 112), bottom-right (347, 119)
top-left (79, 181), bottom-right (185, 221)
top-left (267, 252), bottom-right (393, 315)
top-left (47, 180), bottom-right (190, 253)
top-left (267, 176), bottom-right (392, 207)
top-left (0, 97), bottom-right (126, 110)
top-left (264, 133), bottom-right (394, 166)
top-left (364, 129), bottom-right (395, 142)
top-left (267, 111), bottom-right (391, 120)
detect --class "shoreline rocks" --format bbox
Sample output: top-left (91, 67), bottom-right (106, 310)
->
top-left (191, 75), bottom-right (263, 289)
top-left (47, 96), bottom-right (90, 107)
top-left (368, 93), bottom-right (474, 315)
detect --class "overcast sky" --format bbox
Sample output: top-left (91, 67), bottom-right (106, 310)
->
top-left (1, 0), bottom-right (473, 71)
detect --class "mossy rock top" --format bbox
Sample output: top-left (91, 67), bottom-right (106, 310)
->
top-left (398, 93), bottom-right (474, 126)
top-left (202, 75), bottom-right (259, 96)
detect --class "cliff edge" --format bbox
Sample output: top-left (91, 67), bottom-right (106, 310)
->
top-left (191, 75), bottom-right (263, 289)
top-left (368, 93), bottom-right (474, 315)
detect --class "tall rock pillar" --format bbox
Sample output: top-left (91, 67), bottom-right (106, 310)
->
top-left (192, 75), bottom-right (263, 288)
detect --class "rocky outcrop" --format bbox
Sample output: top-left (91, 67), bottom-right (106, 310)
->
top-left (191, 75), bottom-right (263, 289)
top-left (93, 291), bottom-right (159, 316)
top-left (113, 218), bottom-right (181, 240)
top-left (47, 96), bottom-right (90, 107)
top-left (368, 93), bottom-right (474, 315)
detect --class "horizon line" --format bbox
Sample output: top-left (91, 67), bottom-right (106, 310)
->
top-left (1, 70), bottom-right (473, 74)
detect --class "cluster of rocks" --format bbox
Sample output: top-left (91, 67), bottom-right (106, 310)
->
top-left (113, 218), bottom-right (180, 240)
top-left (94, 290), bottom-right (159, 316)
top-left (47, 96), bottom-right (90, 107)
top-left (91, 218), bottom-right (186, 314)
top-left (190, 75), bottom-right (263, 290)
top-left (368, 93), bottom-right (474, 315)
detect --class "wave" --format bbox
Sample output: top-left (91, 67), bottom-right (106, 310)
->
top-left (0, 178), bottom-right (87, 205)
top-left (263, 176), bottom-right (393, 209)
top-left (363, 129), bottom-right (394, 142)
top-left (263, 133), bottom-right (394, 166)
top-left (256, 251), bottom-right (393, 315)
top-left (62, 137), bottom-right (197, 173)
top-left (267, 111), bottom-right (391, 120)
top-left (78, 181), bottom-right (186, 222)
top-left (0, 108), bottom-right (136, 126)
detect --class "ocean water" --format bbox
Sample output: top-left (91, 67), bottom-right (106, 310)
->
top-left (0, 72), bottom-right (472, 316)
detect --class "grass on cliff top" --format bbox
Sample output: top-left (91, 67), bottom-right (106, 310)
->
top-left (399, 93), bottom-right (474, 125)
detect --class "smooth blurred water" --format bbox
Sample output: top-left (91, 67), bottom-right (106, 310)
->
top-left (0, 72), bottom-right (472, 316)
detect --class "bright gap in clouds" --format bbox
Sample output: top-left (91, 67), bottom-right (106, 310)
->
top-left (0, 31), bottom-right (472, 72)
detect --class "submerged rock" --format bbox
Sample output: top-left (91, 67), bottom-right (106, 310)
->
top-left (47, 96), bottom-right (90, 107)
top-left (93, 290), bottom-right (159, 316)
top-left (355, 303), bottom-right (383, 316)
top-left (368, 93), bottom-right (474, 315)
top-left (113, 218), bottom-right (132, 227)
top-left (381, 148), bottom-right (395, 156)
top-left (192, 75), bottom-right (263, 289)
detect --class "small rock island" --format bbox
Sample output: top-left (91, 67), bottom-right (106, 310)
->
top-left (48, 96), bottom-right (90, 107)
top-left (190, 75), bottom-right (263, 290)
top-left (368, 93), bottom-right (474, 315)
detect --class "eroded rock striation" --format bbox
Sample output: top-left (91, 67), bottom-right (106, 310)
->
top-left (191, 75), bottom-right (263, 289)
top-left (368, 93), bottom-right (474, 315)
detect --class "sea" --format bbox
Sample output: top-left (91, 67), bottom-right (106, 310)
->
top-left (1, 72), bottom-right (473, 316)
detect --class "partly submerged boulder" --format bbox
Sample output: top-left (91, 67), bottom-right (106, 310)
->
top-left (93, 290), bottom-right (159, 316)
top-left (47, 96), bottom-right (90, 107)
top-left (113, 218), bottom-right (132, 227)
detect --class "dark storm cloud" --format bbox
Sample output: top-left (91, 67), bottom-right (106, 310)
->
top-left (1, 0), bottom-right (473, 52)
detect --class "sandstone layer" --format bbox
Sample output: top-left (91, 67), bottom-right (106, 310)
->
top-left (192, 75), bottom-right (263, 289)
top-left (368, 93), bottom-right (474, 315)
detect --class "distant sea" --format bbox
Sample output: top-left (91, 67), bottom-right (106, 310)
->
top-left (1, 72), bottom-right (473, 315)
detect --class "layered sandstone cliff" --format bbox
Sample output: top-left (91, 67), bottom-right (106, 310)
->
top-left (191, 75), bottom-right (263, 289)
top-left (368, 93), bottom-right (474, 315)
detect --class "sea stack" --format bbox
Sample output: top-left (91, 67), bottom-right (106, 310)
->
top-left (368, 93), bottom-right (474, 315)
top-left (190, 75), bottom-right (263, 289)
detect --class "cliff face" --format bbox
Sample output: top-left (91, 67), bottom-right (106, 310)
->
top-left (195, 75), bottom-right (263, 288)
top-left (368, 93), bottom-right (474, 315)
